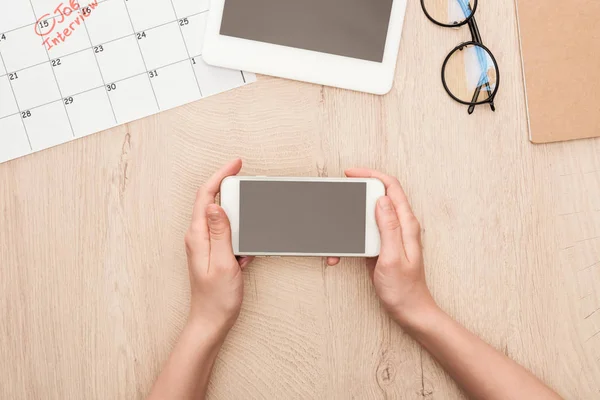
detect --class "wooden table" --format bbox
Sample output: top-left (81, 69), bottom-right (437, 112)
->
top-left (1, 0), bottom-right (599, 398)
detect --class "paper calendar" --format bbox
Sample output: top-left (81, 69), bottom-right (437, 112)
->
top-left (0, 0), bottom-right (256, 164)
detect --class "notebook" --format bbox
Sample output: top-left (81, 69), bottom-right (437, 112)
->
top-left (515, 0), bottom-right (600, 143)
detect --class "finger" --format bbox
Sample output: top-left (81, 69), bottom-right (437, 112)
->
top-left (187, 159), bottom-right (242, 256)
top-left (206, 204), bottom-right (237, 270)
top-left (375, 196), bottom-right (407, 263)
top-left (191, 158), bottom-right (243, 225)
top-left (345, 168), bottom-right (413, 215)
top-left (238, 256), bottom-right (255, 270)
top-left (327, 257), bottom-right (340, 266)
top-left (346, 168), bottom-right (421, 262)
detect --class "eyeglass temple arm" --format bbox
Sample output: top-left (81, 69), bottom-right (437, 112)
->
top-left (467, 13), bottom-right (495, 113)
top-left (467, 74), bottom-right (496, 114)
top-left (468, 83), bottom-right (496, 114)
top-left (457, 0), bottom-right (496, 114)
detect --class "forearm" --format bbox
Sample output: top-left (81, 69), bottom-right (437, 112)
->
top-left (147, 321), bottom-right (225, 400)
top-left (404, 305), bottom-right (562, 400)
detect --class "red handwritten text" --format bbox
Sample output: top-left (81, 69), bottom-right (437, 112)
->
top-left (35, 0), bottom-right (98, 51)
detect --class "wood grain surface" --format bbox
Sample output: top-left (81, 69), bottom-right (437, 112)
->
top-left (1, 0), bottom-right (599, 398)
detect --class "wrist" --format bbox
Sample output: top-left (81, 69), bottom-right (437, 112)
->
top-left (392, 295), bottom-right (441, 333)
top-left (184, 317), bottom-right (230, 349)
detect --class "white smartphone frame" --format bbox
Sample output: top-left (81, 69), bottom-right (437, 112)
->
top-left (202, 0), bottom-right (408, 95)
top-left (220, 176), bottom-right (385, 257)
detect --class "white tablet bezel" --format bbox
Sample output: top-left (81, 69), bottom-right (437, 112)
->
top-left (220, 176), bottom-right (385, 257)
top-left (203, 0), bottom-right (408, 95)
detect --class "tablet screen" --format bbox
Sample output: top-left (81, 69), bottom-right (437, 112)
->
top-left (220, 0), bottom-right (393, 63)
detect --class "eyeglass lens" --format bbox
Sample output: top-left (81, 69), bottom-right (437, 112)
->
top-left (443, 44), bottom-right (497, 104)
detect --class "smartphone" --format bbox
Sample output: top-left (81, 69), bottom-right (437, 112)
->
top-left (220, 176), bottom-right (385, 257)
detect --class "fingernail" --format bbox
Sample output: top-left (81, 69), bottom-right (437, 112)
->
top-left (239, 257), bottom-right (249, 268)
top-left (379, 196), bottom-right (392, 211)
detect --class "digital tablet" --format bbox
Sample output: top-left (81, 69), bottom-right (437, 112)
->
top-left (203, 0), bottom-right (408, 95)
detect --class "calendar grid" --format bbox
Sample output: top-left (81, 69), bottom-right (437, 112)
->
top-left (0, 51), bottom-right (33, 150)
top-left (121, 0), bottom-right (161, 110)
top-left (26, 0), bottom-right (76, 137)
top-left (0, 0), bottom-right (255, 164)
top-left (1, 53), bottom-right (207, 121)
top-left (168, 0), bottom-right (203, 97)
top-left (1, 55), bottom-right (204, 122)
top-left (0, 0), bottom-right (110, 36)
top-left (1, 9), bottom-right (209, 79)
top-left (2, 94), bottom-right (90, 121)
top-left (0, 6), bottom-right (214, 122)
top-left (80, 8), bottom-right (119, 124)
top-left (1, 1), bottom-right (174, 59)
top-left (1, 0), bottom-right (212, 40)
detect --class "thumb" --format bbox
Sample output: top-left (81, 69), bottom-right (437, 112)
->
top-left (375, 196), bottom-right (406, 264)
top-left (206, 204), bottom-right (236, 267)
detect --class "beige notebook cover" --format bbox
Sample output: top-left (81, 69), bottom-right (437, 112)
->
top-left (515, 0), bottom-right (600, 143)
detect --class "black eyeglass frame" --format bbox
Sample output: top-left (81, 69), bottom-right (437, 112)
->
top-left (420, 0), bottom-right (500, 114)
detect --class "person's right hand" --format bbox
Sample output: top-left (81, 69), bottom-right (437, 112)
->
top-left (328, 169), bottom-right (436, 328)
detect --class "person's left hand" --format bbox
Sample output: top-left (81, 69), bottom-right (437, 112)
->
top-left (184, 159), bottom-right (254, 337)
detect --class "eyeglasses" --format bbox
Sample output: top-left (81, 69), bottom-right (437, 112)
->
top-left (420, 0), bottom-right (499, 114)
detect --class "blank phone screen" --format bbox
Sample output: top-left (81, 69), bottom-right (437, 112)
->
top-left (239, 181), bottom-right (366, 253)
top-left (220, 0), bottom-right (393, 63)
